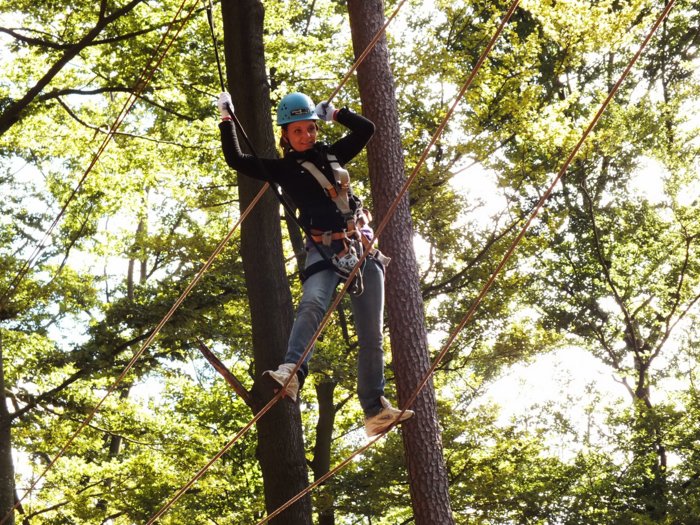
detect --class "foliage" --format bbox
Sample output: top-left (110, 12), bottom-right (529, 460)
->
top-left (0, 0), bottom-right (699, 523)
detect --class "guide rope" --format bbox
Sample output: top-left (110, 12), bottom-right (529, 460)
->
top-left (324, 0), bottom-right (409, 104)
top-left (14, 0), bottom-right (677, 521)
top-left (0, 1), bottom-right (204, 523)
top-left (3, 2), bottom-right (413, 524)
top-left (252, 1), bottom-right (678, 522)
top-left (144, 1), bottom-right (521, 522)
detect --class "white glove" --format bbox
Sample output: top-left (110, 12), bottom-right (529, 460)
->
top-left (217, 92), bottom-right (233, 119)
top-left (315, 101), bottom-right (336, 122)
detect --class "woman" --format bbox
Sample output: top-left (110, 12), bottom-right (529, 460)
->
top-left (218, 91), bottom-right (413, 436)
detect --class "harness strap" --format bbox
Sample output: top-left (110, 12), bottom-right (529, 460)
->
top-left (357, 230), bottom-right (391, 267)
top-left (309, 229), bottom-right (347, 246)
top-left (299, 259), bottom-right (336, 283)
top-left (299, 154), bottom-right (355, 219)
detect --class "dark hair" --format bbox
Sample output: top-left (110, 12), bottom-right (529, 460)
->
top-left (279, 124), bottom-right (292, 155)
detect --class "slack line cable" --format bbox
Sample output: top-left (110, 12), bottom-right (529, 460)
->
top-left (0, 0), bottom-right (197, 306)
top-left (254, 0), bottom-right (678, 521)
top-left (325, 0), bottom-right (409, 105)
top-left (2, 183), bottom-right (267, 525)
top-left (401, 0), bottom-right (678, 417)
top-left (253, 1), bottom-right (525, 522)
top-left (143, 0), bottom-right (520, 522)
top-left (0, 1), bottom-right (204, 523)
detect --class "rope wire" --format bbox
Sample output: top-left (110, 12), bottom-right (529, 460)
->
top-left (143, 1), bottom-right (416, 522)
top-left (3, 0), bottom-right (405, 520)
top-left (254, 1), bottom-right (678, 522)
top-left (0, 0), bottom-right (197, 305)
top-left (399, 0), bottom-right (678, 419)
top-left (252, 0), bottom-right (523, 521)
top-left (324, 0), bottom-right (409, 105)
top-left (0, 2), bottom-right (204, 523)
top-left (20, 0), bottom-right (673, 520)
top-left (143, 1), bottom-right (520, 522)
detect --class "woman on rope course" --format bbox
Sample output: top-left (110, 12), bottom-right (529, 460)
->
top-left (217, 91), bottom-right (413, 436)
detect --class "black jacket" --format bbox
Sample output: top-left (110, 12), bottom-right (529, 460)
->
top-left (219, 108), bottom-right (375, 232)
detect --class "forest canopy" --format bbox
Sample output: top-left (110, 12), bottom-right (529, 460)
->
top-left (1, 0), bottom-right (699, 523)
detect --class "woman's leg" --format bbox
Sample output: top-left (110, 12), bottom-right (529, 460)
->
top-left (284, 247), bottom-right (339, 378)
top-left (349, 258), bottom-right (386, 415)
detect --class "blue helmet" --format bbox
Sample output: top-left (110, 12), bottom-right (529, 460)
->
top-left (276, 92), bottom-right (318, 125)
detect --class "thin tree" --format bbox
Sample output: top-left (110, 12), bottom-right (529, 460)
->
top-left (346, 1), bottom-right (456, 523)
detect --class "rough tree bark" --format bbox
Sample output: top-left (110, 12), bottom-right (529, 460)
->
top-left (310, 380), bottom-right (337, 525)
top-left (0, 337), bottom-right (15, 525)
top-left (346, 1), bottom-right (456, 523)
top-left (220, 1), bottom-right (311, 523)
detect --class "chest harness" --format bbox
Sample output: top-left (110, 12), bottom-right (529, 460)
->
top-left (298, 154), bottom-right (390, 295)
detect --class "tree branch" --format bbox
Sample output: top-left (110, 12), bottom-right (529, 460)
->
top-left (196, 338), bottom-right (253, 407)
top-left (0, 0), bottom-right (146, 135)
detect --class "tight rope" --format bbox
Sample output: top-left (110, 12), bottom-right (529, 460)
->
top-left (253, 1), bottom-right (678, 522)
top-left (6, 0), bottom-right (407, 520)
top-left (143, 2), bottom-right (416, 523)
top-left (0, 2), bottom-right (204, 523)
top-left (143, 1), bottom-right (519, 522)
top-left (0, 0), bottom-right (198, 306)
top-left (252, 0), bottom-right (523, 521)
top-left (399, 0), bottom-right (678, 420)
top-left (8, 183), bottom-right (268, 525)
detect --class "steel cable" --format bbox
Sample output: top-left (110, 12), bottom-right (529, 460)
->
top-left (253, 1), bottom-right (677, 523)
top-left (144, 0), bottom-right (520, 522)
top-left (0, 0), bottom-right (198, 305)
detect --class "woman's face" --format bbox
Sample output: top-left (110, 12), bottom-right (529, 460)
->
top-left (284, 120), bottom-right (318, 152)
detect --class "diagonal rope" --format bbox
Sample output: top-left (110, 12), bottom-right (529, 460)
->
top-left (0, 0), bottom-right (197, 305)
top-left (0, 2), bottom-right (205, 523)
top-left (254, 1), bottom-right (678, 522)
top-left (399, 0), bottom-right (678, 418)
top-left (251, 1), bottom-right (524, 522)
top-left (143, 1), bottom-right (520, 522)
top-left (143, 2), bottom-right (419, 523)
top-left (3, 182), bottom-right (268, 525)
top-left (4, 0), bottom-right (411, 519)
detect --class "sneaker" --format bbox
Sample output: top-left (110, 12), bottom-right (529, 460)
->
top-left (364, 396), bottom-right (414, 437)
top-left (263, 363), bottom-right (300, 401)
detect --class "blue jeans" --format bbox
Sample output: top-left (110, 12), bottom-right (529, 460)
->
top-left (284, 246), bottom-right (386, 415)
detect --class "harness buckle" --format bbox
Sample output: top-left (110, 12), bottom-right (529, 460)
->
top-left (333, 244), bottom-right (364, 295)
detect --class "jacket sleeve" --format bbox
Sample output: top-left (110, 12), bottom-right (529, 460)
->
top-left (219, 120), bottom-right (278, 182)
top-left (328, 108), bottom-right (375, 165)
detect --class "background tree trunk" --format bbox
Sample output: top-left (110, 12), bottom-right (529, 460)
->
top-left (310, 380), bottom-right (337, 525)
top-left (0, 338), bottom-right (16, 525)
top-left (346, 1), bottom-right (456, 523)
top-left (221, 1), bottom-right (311, 523)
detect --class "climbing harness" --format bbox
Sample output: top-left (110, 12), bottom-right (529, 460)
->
top-left (296, 152), bottom-right (394, 295)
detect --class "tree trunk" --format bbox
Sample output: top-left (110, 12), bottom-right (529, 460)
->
top-left (220, 1), bottom-right (311, 523)
top-left (0, 337), bottom-right (16, 525)
top-left (310, 380), bottom-right (338, 525)
top-left (346, 1), bottom-right (456, 523)
top-left (630, 346), bottom-right (668, 519)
